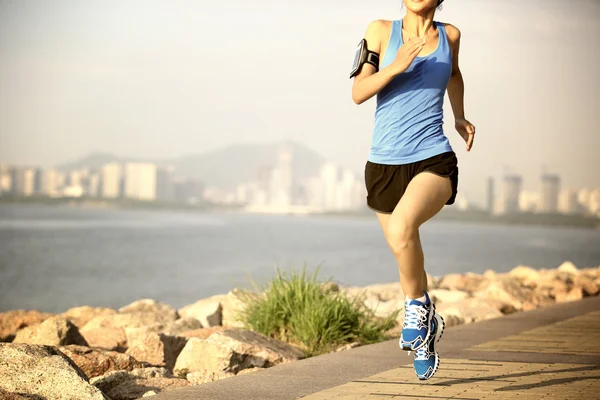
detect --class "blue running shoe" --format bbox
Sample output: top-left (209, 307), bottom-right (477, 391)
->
top-left (400, 291), bottom-right (434, 351)
top-left (413, 312), bottom-right (445, 380)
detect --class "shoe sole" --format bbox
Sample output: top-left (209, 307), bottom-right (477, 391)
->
top-left (400, 304), bottom-right (437, 352)
top-left (417, 313), bottom-right (444, 380)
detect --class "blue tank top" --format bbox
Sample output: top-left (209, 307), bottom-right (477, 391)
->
top-left (369, 20), bottom-right (453, 165)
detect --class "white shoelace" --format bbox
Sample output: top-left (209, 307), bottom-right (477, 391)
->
top-left (404, 303), bottom-right (428, 330)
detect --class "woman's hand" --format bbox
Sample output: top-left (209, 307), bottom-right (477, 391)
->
top-left (455, 118), bottom-right (476, 151)
top-left (391, 37), bottom-right (426, 75)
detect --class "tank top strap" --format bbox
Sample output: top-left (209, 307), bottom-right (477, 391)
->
top-left (381, 20), bottom-right (402, 69)
top-left (434, 21), bottom-right (450, 54)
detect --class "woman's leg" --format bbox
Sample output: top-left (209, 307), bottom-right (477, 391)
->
top-left (376, 172), bottom-right (452, 299)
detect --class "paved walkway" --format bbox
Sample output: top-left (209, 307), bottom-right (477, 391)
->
top-left (154, 296), bottom-right (600, 400)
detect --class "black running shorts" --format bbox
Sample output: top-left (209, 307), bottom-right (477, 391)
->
top-left (364, 151), bottom-right (459, 214)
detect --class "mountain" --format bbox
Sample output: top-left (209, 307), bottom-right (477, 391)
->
top-left (57, 141), bottom-right (330, 189)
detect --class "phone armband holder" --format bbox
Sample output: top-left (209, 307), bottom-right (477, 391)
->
top-left (349, 39), bottom-right (380, 79)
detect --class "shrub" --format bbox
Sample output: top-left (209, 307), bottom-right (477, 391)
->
top-left (239, 268), bottom-right (399, 357)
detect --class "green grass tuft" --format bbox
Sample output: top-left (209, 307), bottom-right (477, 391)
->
top-left (238, 267), bottom-right (399, 357)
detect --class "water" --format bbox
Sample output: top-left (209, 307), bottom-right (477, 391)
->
top-left (0, 204), bottom-right (599, 313)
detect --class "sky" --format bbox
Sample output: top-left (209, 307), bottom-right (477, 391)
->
top-left (0, 0), bottom-right (599, 206)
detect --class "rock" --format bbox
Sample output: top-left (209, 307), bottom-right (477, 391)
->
top-left (344, 282), bottom-right (403, 303)
top-left (0, 310), bottom-right (54, 342)
top-left (321, 281), bottom-right (340, 293)
top-left (442, 314), bottom-right (465, 328)
top-left (174, 329), bottom-right (304, 376)
top-left (130, 367), bottom-right (173, 379)
top-left (13, 317), bottom-right (88, 347)
top-left (473, 279), bottom-right (528, 311)
top-left (179, 295), bottom-right (225, 327)
top-left (180, 326), bottom-right (226, 340)
top-left (59, 345), bottom-right (144, 378)
top-left (60, 306), bottom-right (117, 328)
top-left (125, 330), bottom-right (187, 371)
top-left (483, 269), bottom-right (498, 280)
top-left (429, 289), bottom-right (469, 304)
top-left (221, 290), bottom-right (259, 328)
top-left (508, 266), bottom-right (541, 287)
top-left (119, 299), bottom-right (179, 322)
top-left (573, 275), bottom-right (600, 297)
top-left (142, 391), bottom-right (157, 397)
top-left (161, 318), bottom-right (203, 336)
top-left (555, 287), bottom-right (584, 303)
top-left (363, 297), bottom-right (403, 318)
top-left (437, 298), bottom-right (503, 324)
top-left (0, 388), bottom-right (27, 399)
top-left (186, 371), bottom-right (234, 385)
top-left (557, 261), bottom-right (579, 276)
top-left (438, 273), bottom-right (487, 293)
top-left (0, 343), bottom-right (109, 400)
top-left (80, 313), bottom-right (177, 351)
top-left (91, 370), bottom-right (190, 400)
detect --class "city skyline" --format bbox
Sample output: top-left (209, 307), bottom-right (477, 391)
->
top-left (1, 0), bottom-right (599, 207)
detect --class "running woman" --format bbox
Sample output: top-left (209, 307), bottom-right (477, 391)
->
top-left (349, 0), bottom-right (476, 380)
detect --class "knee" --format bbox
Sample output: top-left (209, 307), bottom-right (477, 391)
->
top-left (388, 218), bottom-right (418, 255)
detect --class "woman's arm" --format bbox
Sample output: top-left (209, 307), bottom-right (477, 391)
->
top-left (352, 20), bottom-right (425, 105)
top-left (446, 24), bottom-right (476, 151)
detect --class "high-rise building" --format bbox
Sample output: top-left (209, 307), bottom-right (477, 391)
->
top-left (124, 163), bottom-right (157, 201)
top-left (0, 165), bottom-right (11, 195)
top-left (156, 166), bottom-right (175, 202)
top-left (10, 167), bottom-right (36, 196)
top-left (487, 177), bottom-right (495, 213)
top-left (502, 175), bottom-right (522, 214)
top-left (268, 147), bottom-right (294, 207)
top-left (39, 169), bottom-right (65, 197)
top-left (320, 163), bottom-right (339, 211)
top-left (539, 174), bottom-right (560, 213)
top-left (519, 191), bottom-right (539, 213)
top-left (558, 189), bottom-right (579, 215)
top-left (101, 163), bottom-right (123, 199)
top-left (87, 173), bottom-right (101, 197)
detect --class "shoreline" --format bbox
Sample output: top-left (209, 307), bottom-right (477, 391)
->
top-left (1, 198), bottom-right (599, 230)
top-left (1, 261), bottom-right (599, 399)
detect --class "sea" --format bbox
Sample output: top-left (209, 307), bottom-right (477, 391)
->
top-left (1, 203), bottom-right (599, 313)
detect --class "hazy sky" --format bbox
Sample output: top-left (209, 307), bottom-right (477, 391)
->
top-left (1, 0), bottom-right (599, 205)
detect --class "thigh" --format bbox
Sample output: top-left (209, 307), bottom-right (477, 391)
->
top-left (391, 171), bottom-right (452, 228)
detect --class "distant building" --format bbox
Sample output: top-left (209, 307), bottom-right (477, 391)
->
top-left (539, 174), bottom-right (560, 213)
top-left (502, 175), bottom-right (522, 214)
top-left (101, 163), bottom-right (123, 199)
top-left (10, 167), bottom-right (36, 196)
top-left (320, 163), bottom-right (339, 211)
top-left (0, 165), bottom-right (10, 195)
top-left (123, 163), bottom-right (157, 201)
top-left (87, 173), bottom-right (101, 198)
top-left (519, 191), bottom-right (539, 213)
top-left (487, 177), bottom-right (495, 213)
top-left (174, 179), bottom-right (205, 204)
top-left (268, 147), bottom-right (294, 207)
top-left (156, 166), bottom-right (175, 202)
top-left (39, 169), bottom-right (65, 197)
top-left (558, 189), bottom-right (580, 215)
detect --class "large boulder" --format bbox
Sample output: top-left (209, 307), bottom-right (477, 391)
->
top-left (508, 265), bottom-right (541, 287)
top-left (0, 343), bottom-right (109, 400)
top-left (59, 345), bottom-right (144, 378)
top-left (362, 297), bottom-right (403, 319)
top-left (125, 329), bottom-right (188, 371)
top-left (80, 312), bottom-right (177, 351)
top-left (0, 310), bottom-right (54, 342)
top-left (473, 279), bottom-right (531, 312)
top-left (437, 298), bottom-right (503, 324)
top-left (118, 299), bottom-right (179, 323)
top-left (438, 273), bottom-right (487, 293)
top-left (13, 317), bottom-right (88, 347)
top-left (557, 261), bottom-right (579, 276)
top-left (429, 289), bottom-right (469, 304)
top-left (174, 329), bottom-right (304, 377)
top-left (221, 290), bottom-right (259, 328)
top-left (179, 295), bottom-right (225, 327)
top-left (186, 371), bottom-right (234, 385)
top-left (180, 326), bottom-right (226, 339)
top-left (91, 369), bottom-right (190, 400)
top-left (60, 306), bottom-right (117, 328)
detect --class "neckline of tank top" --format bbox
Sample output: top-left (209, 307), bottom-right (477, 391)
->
top-left (399, 19), bottom-right (444, 60)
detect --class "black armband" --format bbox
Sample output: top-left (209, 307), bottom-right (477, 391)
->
top-left (349, 39), bottom-right (380, 79)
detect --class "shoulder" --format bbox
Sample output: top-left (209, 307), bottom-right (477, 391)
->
top-left (440, 22), bottom-right (461, 43)
top-left (363, 20), bottom-right (393, 50)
